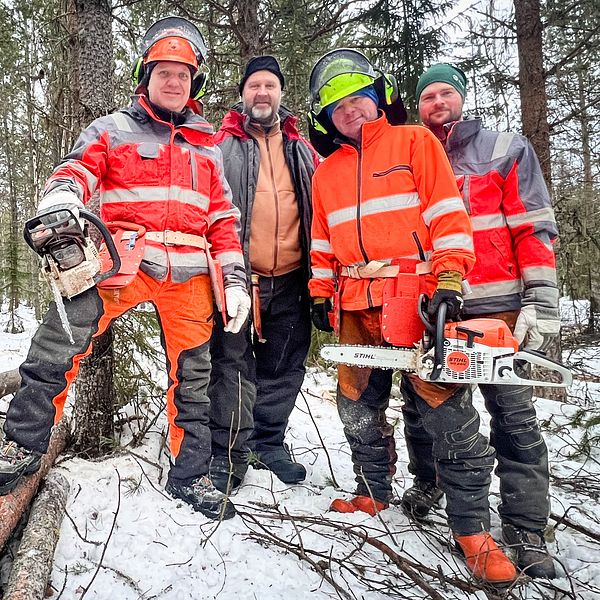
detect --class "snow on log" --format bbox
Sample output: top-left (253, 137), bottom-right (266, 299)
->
top-left (0, 420), bottom-right (69, 551)
top-left (0, 369), bottom-right (21, 398)
top-left (3, 471), bottom-right (70, 600)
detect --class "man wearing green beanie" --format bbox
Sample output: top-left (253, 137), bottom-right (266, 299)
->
top-left (401, 63), bottom-right (560, 579)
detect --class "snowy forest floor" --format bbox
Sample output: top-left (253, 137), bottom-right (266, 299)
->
top-left (1, 300), bottom-right (599, 600)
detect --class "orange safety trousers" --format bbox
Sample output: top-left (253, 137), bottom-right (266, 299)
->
top-left (5, 271), bottom-right (214, 482)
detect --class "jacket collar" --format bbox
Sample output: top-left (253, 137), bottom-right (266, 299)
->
top-left (218, 103), bottom-right (301, 141)
top-left (445, 117), bottom-right (482, 152)
top-left (127, 95), bottom-right (214, 135)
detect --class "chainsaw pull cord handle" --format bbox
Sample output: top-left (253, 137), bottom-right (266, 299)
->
top-left (429, 301), bottom-right (448, 381)
top-left (79, 210), bottom-right (122, 283)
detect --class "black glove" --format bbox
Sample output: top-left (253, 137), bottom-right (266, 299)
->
top-left (428, 288), bottom-right (463, 320)
top-left (311, 298), bottom-right (334, 332)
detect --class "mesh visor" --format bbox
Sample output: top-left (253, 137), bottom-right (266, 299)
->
top-left (310, 49), bottom-right (377, 113)
top-left (141, 16), bottom-right (208, 63)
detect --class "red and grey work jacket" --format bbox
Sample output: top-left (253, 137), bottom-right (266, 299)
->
top-left (444, 119), bottom-right (558, 314)
top-left (42, 95), bottom-right (245, 285)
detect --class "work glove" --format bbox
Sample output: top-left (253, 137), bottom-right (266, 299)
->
top-left (224, 285), bottom-right (251, 334)
top-left (428, 270), bottom-right (464, 321)
top-left (311, 297), bottom-right (334, 332)
top-left (513, 286), bottom-right (560, 352)
top-left (37, 191), bottom-right (86, 232)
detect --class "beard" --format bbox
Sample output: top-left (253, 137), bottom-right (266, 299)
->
top-left (243, 99), bottom-right (280, 126)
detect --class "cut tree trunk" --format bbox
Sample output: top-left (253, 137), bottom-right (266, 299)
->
top-left (0, 420), bottom-right (69, 551)
top-left (0, 369), bottom-right (21, 399)
top-left (3, 471), bottom-right (70, 600)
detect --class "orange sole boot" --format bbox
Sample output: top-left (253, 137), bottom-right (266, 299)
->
top-left (454, 532), bottom-right (517, 585)
top-left (330, 495), bottom-right (388, 516)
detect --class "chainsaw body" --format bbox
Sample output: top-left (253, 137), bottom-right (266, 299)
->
top-left (24, 208), bottom-right (121, 299)
top-left (320, 301), bottom-right (572, 388)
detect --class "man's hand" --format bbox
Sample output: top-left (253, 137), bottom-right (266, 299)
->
top-left (514, 286), bottom-right (560, 351)
top-left (311, 297), bottom-right (334, 332)
top-left (224, 286), bottom-right (251, 334)
top-left (428, 270), bottom-right (463, 321)
top-left (37, 191), bottom-right (85, 231)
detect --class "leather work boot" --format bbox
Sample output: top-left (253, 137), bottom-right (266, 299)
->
top-left (502, 523), bottom-right (557, 579)
top-left (0, 438), bottom-right (42, 495)
top-left (401, 480), bottom-right (444, 519)
top-left (166, 475), bottom-right (236, 520)
top-left (209, 456), bottom-right (247, 494)
top-left (254, 445), bottom-right (306, 484)
top-left (330, 495), bottom-right (389, 517)
top-left (454, 532), bottom-right (517, 584)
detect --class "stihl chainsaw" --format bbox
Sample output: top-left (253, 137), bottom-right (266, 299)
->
top-left (24, 208), bottom-right (121, 342)
top-left (320, 301), bottom-right (572, 388)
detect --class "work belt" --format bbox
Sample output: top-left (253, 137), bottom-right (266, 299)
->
top-left (145, 230), bottom-right (208, 249)
top-left (340, 259), bottom-right (433, 279)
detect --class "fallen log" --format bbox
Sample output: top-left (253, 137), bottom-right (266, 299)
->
top-left (3, 471), bottom-right (70, 600)
top-left (0, 369), bottom-right (21, 399)
top-left (0, 420), bottom-right (70, 551)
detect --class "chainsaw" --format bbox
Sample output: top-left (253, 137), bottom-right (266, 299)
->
top-left (24, 207), bottom-right (121, 342)
top-left (320, 300), bottom-right (572, 388)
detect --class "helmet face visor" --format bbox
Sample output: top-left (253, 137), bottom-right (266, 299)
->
top-left (309, 49), bottom-right (377, 114)
top-left (142, 16), bottom-right (208, 65)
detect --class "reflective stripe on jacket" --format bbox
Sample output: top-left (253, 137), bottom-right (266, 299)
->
top-left (445, 119), bottom-right (558, 314)
top-left (214, 104), bottom-right (318, 283)
top-left (309, 114), bottom-right (475, 310)
top-left (43, 96), bottom-right (245, 285)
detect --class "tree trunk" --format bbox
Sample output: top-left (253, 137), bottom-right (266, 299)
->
top-left (70, 0), bottom-right (116, 456)
top-left (0, 369), bottom-right (21, 398)
top-left (514, 0), bottom-right (565, 399)
top-left (3, 472), bottom-right (69, 600)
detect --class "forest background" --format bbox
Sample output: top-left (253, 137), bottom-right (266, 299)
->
top-left (0, 0), bottom-right (599, 449)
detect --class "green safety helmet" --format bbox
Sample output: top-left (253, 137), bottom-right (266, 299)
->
top-left (309, 49), bottom-right (379, 115)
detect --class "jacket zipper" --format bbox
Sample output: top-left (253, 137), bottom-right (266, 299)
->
top-left (266, 134), bottom-right (279, 276)
top-left (355, 147), bottom-right (373, 308)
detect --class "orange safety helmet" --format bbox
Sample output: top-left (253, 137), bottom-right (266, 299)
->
top-left (144, 36), bottom-right (198, 70)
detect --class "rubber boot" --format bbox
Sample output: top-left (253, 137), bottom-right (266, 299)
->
top-left (454, 532), bottom-right (517, 584)
top-left (330, 495), bottom-right (388, 517)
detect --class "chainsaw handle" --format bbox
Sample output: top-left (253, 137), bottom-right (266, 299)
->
top-left (429, 302), bottom-right (448, 381)
top-left (80, 210), bottom-right (121, 283)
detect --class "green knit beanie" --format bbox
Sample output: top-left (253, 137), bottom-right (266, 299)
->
top-left (416, 63), bottom-right (467, 102)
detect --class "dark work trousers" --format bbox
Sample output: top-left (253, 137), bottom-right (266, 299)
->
top-left (208, 268), bottom-right (311, 462)
top-left (402, 308), bottom-right (551, 531)
top-left (208, 311), bottom-right (257, 465)
top-left (4, 272), bottom-right (215, 484)
top-left (402, 379), bottom-right (550, 531)
top-left (251, 269), bottom-right (312, 454)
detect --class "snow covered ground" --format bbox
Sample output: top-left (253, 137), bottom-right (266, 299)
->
top-left (1, 302), bottom-right (600, 599)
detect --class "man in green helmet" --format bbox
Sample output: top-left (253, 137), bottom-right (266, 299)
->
top-left (307, 49), bottom-right (517, 585)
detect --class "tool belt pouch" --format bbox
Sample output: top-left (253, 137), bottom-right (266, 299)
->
top-left (97, 222), bottom-right (146, 289)
top-left (382, 259), bottom-right (427, 346)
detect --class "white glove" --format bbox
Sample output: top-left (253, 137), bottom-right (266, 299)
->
top-left (37, 191), bottom-right (85, 230)
top-left (514, 291), bottom-right (560, 352)
top-left (223, 286), bottom-right (251, 334)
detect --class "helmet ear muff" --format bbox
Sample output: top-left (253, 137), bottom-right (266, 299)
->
top-left (383, 73), bottom-right (398, 105)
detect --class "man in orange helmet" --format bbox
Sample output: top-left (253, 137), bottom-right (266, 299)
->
top-left (0, 17), bottom-right (249, 521)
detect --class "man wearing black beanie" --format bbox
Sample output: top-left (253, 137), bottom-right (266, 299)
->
top-left (208, 56), bottom-right (318, 491)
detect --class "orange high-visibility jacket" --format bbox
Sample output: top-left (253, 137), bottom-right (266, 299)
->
top-left (309, 114), bottom-right (475, 310)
